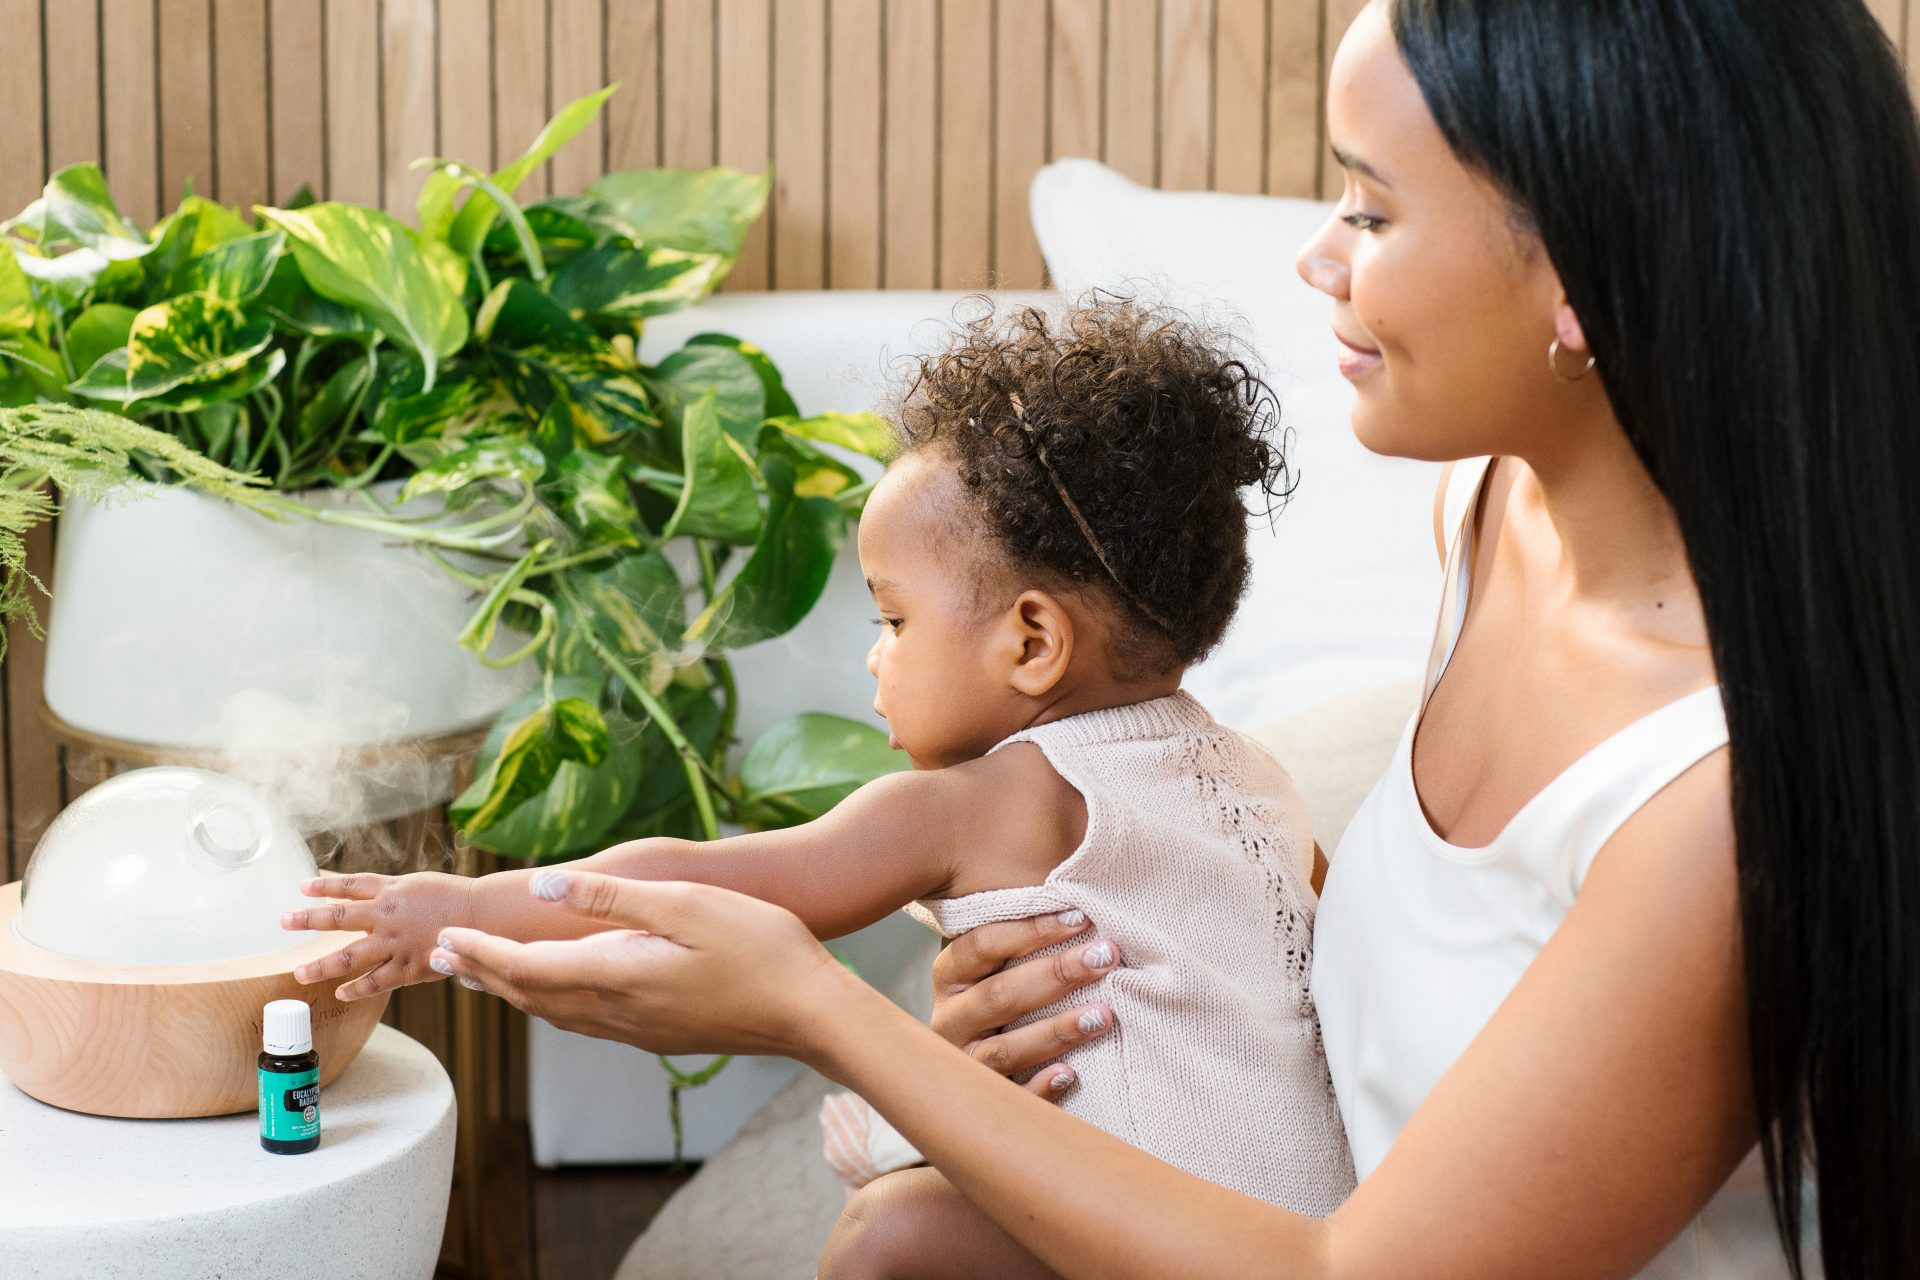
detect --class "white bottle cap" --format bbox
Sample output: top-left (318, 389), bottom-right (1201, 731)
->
top-left (263, 999), bottom-right (313, 1055)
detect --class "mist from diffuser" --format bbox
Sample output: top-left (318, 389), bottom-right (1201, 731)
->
top-left (16, 767), bottom-right (317, 964)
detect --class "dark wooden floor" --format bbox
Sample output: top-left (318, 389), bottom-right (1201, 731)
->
top-left (437, 1120), bottom-right (697, 1280)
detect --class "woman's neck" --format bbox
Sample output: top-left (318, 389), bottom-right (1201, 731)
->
top-left (1508, 420), bottom-right (1707, 643)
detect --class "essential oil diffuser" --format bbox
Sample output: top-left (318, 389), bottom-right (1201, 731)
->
top-left (0, 766), bottom-right (387, 1118)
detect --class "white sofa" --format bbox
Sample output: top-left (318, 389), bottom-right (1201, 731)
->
top-left (601, 162), bottom-right (1449, 1275)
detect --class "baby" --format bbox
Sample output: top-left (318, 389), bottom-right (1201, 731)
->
top-left (281, 295), bottom-right (1355, 1277)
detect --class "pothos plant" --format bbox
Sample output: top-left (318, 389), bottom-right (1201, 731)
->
top-left (1, 88), bottom-right (907, 1141)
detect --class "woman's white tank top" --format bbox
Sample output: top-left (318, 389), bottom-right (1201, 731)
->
top-left (1310, 457), bottom-right (1810, 1278)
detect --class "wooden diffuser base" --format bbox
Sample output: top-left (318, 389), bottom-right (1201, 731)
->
top-left (0, 882), bottom-right (388, 1118)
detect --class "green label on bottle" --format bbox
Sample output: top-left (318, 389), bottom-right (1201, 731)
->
top-left (259, 1067), bottom-right (320, 1142)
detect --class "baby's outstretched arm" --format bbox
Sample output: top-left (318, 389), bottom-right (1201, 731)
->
top-left (281, 768), bottom-right (969, 1001)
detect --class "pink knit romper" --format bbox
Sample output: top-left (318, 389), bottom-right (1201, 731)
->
top-left (909, 691), bottom-right (1356, 1214)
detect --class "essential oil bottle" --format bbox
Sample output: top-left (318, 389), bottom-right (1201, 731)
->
top-left (259, 999), bottom-right (320, 1154)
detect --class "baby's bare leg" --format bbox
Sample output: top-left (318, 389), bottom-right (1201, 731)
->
top-left (818, 1166), bottom-right (1063, 1280)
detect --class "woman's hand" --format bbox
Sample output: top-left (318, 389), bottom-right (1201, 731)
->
top-left (931, 913), bottom-right (1119, 1099)
top-left (280, 871), bottom-right (476, 1002)
top-left (428, 869), bottom-right (854, 1060)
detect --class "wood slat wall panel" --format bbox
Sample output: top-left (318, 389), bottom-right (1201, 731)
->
top-left (660, 0), bottom-right (716, 168)
top-left (937, 0), bottom-right (993, 289)
top-left (437, 0), bottom-right (496, 181)
top-left (1267, 0), bottom-right (1321, 196)
top-left (267, 0), bottom-right (325, 205)
top-left (605, 0), bottom-right (662, 170)
top-left (495, 0), bottom-right (552, 196)
top-left (213, 0), bottom-right (272, 213)
top-left (0, 0), bottom-right (43, 218)
top-left (773, 0), bottom-right (830, 289)
top-left (826, 0), bottom-right (883, 288)
top-left (158, 0), bottom-right (217, 208)
top-left (1104, 0), bottom-right (1157, 184)
top-left (1051, 0), bottom-right (1105, 165)
top-left (1160, 0), bottom-right (1214, 191)
top-left (549, 0), bottom-right (610, 194)
top-left (102, 0), bottom-right (162, 224)
top-left (43, 2), bottom-right (103, 177)
top-left (325, 0), bottom-right (385, 208)
top-left (882, 0), bottom-right (937, 289)
top-left (993, 0), bottom-right (1049, 288)
top-left (32, 0), bottom-right (1901, 292)
top-left (382, 0), bottom-right (439, 217)
top-left (717, 0), bottom-right (773, 290)
top-left (1317, 0), bottom-right (1368, 199)
top-left (1212, 0), bottom-right (1265, 193)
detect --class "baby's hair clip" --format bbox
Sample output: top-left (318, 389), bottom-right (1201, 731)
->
top-left (1008, 393), bottom-right (1174, 634)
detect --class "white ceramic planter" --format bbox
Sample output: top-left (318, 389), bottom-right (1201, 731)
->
top-left (43, 482), bottom-right (534, 823)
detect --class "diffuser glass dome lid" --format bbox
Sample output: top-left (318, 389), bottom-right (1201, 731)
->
top-left (17, 767), bottom-right (317, 965)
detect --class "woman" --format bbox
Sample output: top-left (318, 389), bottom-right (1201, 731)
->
top-left (433, 1), bottom-right (1919, 1275)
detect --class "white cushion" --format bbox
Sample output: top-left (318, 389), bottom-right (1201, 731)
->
top-left (1030, 159), bottom-right (1446, 726)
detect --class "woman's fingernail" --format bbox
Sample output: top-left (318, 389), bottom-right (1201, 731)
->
top-left (281, 912), bottom-right (298, 929)
top-left (429, 953), bottom-right (454, 975)
top-left (293, 964), bottom-right (312, 982)
top-left (1055, 909), bottom-right (1086, 927)
top-left (300, 879), bottom-right (318, 893)
top-left (530, 869), bottom-right (570, 901)
top-left (459, 977), bottom-right (485, 991)
top-left (1082, 942), bottom-right (1115, 970)
top-left (437, 935), bottom-right (456, 953)
top-left (1050, 1071), bottom-right (1075, 1092)
top-left (1077, 1008), bottom-right (1107, 1034)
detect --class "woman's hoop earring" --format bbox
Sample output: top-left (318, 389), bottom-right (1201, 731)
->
top-left (1548, 336), bottom-right (1596, 382)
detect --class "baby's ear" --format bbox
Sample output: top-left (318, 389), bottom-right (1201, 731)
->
top-left (1002, 589), bottom-right (1075, 697)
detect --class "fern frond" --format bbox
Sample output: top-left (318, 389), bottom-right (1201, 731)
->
top-left (0, 404), bottom-right (266, 658)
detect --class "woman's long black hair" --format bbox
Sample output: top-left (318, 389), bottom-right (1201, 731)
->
top-left (1389, 1), bottom-right (1919, 1275)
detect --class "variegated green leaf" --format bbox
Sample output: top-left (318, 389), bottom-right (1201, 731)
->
top-left (13, 245), bottom-right (111, 307)
top-left (256, 202), bottom-right (468, 389)
top-left (145, 349), bottom-right (286, 411)
top-left (755, 427), bottom-right (864, 502)
top-left (648, 343), bottom-right (764, 446)
top-left (447, 85), bottom-right (618, 257)
top-left (372, 379), bottom-right (483, 444)
top-left (453, 676), bottom-right (644, 859)
top-left (684, 333), bottom-right (799, 419)
top-left (559, 553), bottom-right (685, 666)
top-left (258, 255), bottom-right (375, 337)
top-left (685, 453), bottom-right (843, 651)
top-left (400, 436), bottom-right (546, 503)
top-left (545, 245), bottom-right (709, 321)
top-left (452, 687), bottom-right (610, 834)
top-left (762, 410), bottom-right (896, 460)
top-left (41, 164), bottom-right (152, 261)
top-left (63, 303), bottom-right (138, 376)
top-left (587, 167), bottom-right (770, 259)
top-left (0, 336), bottom-right (66, 400)
top-left (297, 351), bottom-right (375, 443)
top-left (175, 230), bottom-right (285, 302)
top-left (151, 195), bottom-right (254, 255)
top-left (551, 448), bottom-right (641, 544)
top-left (662, 389), bottom-right (760, 543)
top-left (0, 247), bottom-right (39, 334)
top-left (457, 541), bottom-right (548, 655)
top-left (73, 345), bottom-right (286, 412)
top-left (125, 293), bottom-right (275, 399)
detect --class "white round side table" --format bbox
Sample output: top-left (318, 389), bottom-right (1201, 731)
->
top-left (0, 1024), bottom-right (456, 1280)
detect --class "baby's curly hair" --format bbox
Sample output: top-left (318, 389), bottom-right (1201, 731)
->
top-left (889, 292), bottom-right (1293, 678)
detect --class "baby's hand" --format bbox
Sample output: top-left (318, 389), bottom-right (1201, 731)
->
top-left (280, 872), bottom-right (478, 1002)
